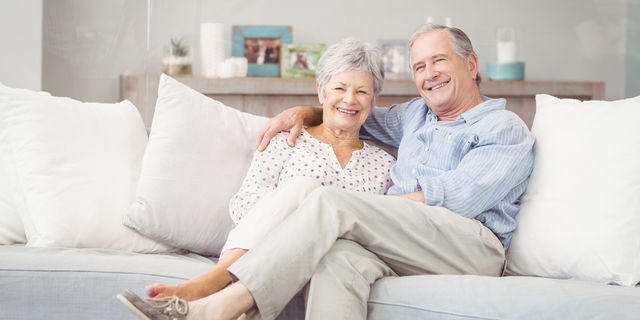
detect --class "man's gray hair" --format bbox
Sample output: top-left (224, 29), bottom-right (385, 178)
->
top-left (408, 24), bottom-right (481, 85)
top-left (316, 38), bottom-right (384, 103)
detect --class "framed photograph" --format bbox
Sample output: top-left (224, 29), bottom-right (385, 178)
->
top-left (280, 43), bottom-right (326, 78)
top-left (378, 39), bottom-right (411, 79)
top-left (232, 25), bottom-right (292, 77)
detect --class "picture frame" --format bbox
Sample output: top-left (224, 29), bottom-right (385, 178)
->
top-left (232, 25), bottom-right (292, 77)
top-left (378, 39), bottom-right (411, 79)
top-left (280, 43), bottom-right (326, 78)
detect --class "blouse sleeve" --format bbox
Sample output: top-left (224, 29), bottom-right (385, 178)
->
top-left (371, 146), bottom-right (397, 194)
top-left (228, 133), bottom-right (290, 224)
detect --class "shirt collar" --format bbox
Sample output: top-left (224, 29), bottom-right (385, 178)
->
top-left (458, 97), bottom-right (506, 125)
top-left (424, 96), bottom-right (507, 125)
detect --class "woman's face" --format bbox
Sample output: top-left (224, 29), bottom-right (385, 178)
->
top-left (318, 70), bottom-right (374, 134)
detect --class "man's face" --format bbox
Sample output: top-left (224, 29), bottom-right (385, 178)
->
top-left (410, 30), bottom-right (479, 118)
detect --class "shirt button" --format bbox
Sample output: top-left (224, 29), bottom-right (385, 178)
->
top-left (425, 146), bottom-right (429, 151)
top-left (412, 169), bottom-right (417, 175)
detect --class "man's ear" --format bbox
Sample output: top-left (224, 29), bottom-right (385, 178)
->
top-left (316, 81), bottom-right (325, 104)
top-left (466, 53), bottom-right (479, 81)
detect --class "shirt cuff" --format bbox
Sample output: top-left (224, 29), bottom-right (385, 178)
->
top-left (417, 176), bottom-right (444, 207)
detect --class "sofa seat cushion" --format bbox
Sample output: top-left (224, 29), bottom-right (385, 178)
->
top-left (0, 245), bottom-right (214, 319)
top-left (0, 245), bottom-right (304, 320)
top-left (0, 244), bottom-right (216, 277)
top-left (368, 274), bottom-right (640, 320)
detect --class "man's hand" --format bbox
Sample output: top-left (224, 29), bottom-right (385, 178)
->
top-left (254, 106), bottom-right (323, 151)
top-left (392, 191), bottom-right (425, 203)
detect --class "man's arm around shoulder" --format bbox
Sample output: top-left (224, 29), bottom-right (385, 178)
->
top-left (255, 106), bottom-right (323, 151)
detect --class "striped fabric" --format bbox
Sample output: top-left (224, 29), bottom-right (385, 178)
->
top-left (361, 97), bottom-right (535, 250)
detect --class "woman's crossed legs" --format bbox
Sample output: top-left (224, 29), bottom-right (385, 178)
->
top-left (148, 177), bottom-right (322, 300)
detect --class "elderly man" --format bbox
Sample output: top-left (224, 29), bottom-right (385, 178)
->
top-left (119, 24), bottom-right (535, 320)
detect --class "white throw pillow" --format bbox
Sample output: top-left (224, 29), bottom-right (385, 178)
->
top-left (0, 84), bottom-right (173, 252)
top-left (506, 94), bottom-right (640, 286)
top-left (0, 83), bottom-right (26, 244)
top-left (0, 159), bottom-right (25, 244)
top-left (124, 74), bottom-right (268, 256)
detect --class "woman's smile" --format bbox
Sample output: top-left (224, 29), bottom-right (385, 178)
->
top-left (336, 107), bottom-right (359, 116)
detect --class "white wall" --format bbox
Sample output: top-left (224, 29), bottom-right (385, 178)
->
top-left (0, 0), bottom-right (42, 91)
top-left (43, 0), bottom-right (633, 102)
top-left (627, 0), bottom-right (640, 97)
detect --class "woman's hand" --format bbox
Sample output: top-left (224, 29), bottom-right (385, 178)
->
top-left (254, 106), bottom-right (323, 151)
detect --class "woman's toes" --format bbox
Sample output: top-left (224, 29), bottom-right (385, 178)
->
top-left (146, 284), bottom-right (164, 297)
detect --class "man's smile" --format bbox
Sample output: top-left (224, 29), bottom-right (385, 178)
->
top-left (427, 80), bottom-right (450, 91)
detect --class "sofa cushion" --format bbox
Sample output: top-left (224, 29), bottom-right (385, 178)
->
top-left (0, 245), bottom-right (216, 320)
top-left (507, 94), bottom-right (640, 286)
top-left (0, 83), bottom-right (26, 245)
top-left (0, 84), bottom-right (173, 253)
top-left (0, 158), bottom-right (25, 245)
top-left (367, 275), bottom-right (640, 320)
top-left (0, 245), bottom-right (305, 320)
top-left (124, 74), bottom-right (268, 256)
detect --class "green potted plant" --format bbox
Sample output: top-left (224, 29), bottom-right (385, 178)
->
top-left (162, 37), bottom-right (192, 75)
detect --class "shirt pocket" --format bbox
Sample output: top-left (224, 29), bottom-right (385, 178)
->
top-left (418, 128), bottom-right (478, 170)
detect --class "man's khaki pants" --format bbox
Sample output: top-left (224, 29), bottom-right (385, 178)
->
top-left (228, 186), bottom-right (505, 320)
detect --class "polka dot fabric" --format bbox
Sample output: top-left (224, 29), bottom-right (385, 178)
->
top-left (229, 129), bottom-right (395, 224)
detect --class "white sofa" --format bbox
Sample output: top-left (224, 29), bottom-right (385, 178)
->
top-left (1, 76), bottom-right (639, 319)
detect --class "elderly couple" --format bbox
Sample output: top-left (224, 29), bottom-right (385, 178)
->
top-left (118, 23), bottom-right (535, 320)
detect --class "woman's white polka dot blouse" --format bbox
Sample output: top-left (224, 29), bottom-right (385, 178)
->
top-left (229, 129), bottom-right (395, 224)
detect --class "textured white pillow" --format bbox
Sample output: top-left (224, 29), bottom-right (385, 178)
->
top-left (0, 83), bottom-right (26, 244)
top-left (507, 94), bottom-right (640, 286)
top-left (0, 84), bottom-right (173, 252)
top-left (124, 74), bottom-right (268, 256)
top-left (0, 160), bottom-right (25, 244)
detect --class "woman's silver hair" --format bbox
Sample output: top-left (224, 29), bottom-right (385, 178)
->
top-left (316, 38), bottom-right (384, 103)
top-left (408, 24), bottom-right (481, 86)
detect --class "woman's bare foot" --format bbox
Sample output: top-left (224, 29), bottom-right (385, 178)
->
top-left (147, 281), bottom-right (214, 301)
top-left (147, 283), bottom-right (181, 299)
top-left (147, 248), bottom-right (248, 301)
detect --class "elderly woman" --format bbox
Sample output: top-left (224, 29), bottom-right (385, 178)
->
top-left (121, 37), bottom-right (394, 309)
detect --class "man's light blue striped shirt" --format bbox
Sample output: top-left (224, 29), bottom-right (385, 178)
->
top-left (361, 97), bottom-right (535, 250)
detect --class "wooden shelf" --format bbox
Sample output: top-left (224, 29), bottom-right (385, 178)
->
top-left (120, 74), bottom-right (604, 128)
